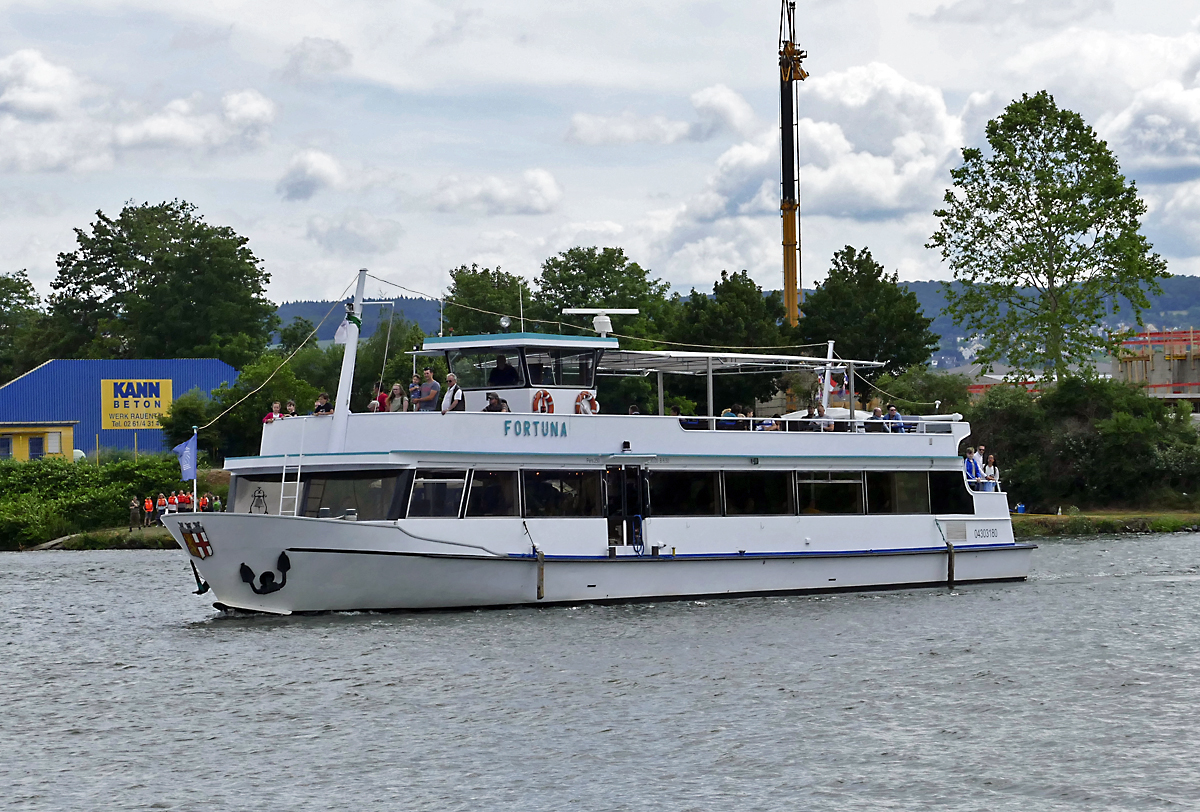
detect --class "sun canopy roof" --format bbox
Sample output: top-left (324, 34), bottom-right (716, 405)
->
top-left (597, 349), bottom-right (886, 376)
top-left (414, 334), bottom-right (886, 373)
top-left (419, 332), bottom-right (618, 353)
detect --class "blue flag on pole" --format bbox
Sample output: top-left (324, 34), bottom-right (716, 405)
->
top-left (173, 435), bottom-right (198, 481)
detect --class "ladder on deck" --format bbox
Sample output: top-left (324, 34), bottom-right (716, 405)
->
top-left (278, 420), bottom-right (308, 516)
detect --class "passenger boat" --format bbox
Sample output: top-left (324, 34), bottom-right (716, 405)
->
top-left (165, 270), bottom-right (1033, 614)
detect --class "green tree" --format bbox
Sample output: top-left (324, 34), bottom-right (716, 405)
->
top-left (442, 264), bottom-right (527, 336)
top-left (929, 91), bottom-right (1167, 380)
top-left (0, 270), bottom-right (41, 383)
top-left (800, 246), bottom-right (938, 383)
top-left (874, 366), bottom-right (973, 414)
top-left (277, 316), bottom-right (316, 353)
top-left (46, 200), bottom-right (277, 367)
top-left (537, 247), bottom-right (675, 347)
top-left (668, 271), bottom-right (787, 410)
top-left (175, 355), bottom-right (318, 459)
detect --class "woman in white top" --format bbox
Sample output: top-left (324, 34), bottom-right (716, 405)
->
top-left (982, 454), bottom-right (1000, 492)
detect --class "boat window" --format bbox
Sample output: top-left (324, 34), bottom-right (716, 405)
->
top-left (232, 475), bottom-right (289, 515)
top-left (447, 348), bottom-right (524, 390)
top-left (930, 471), bottom-right (975, 515)
top-left (523, 348), bottom-right (597, 388)
top-left (302, 472), bottom-right (403, 521)
top-left (648, 471), bottom-right (720, 516)
top-left (797, 471), bottom-right (864, 514)
top-left (407, 469), bottom-right (468, 518)
top-left (466, 470), bottom-right (520, 517)
top-left (866, 472), bottom-right (930, 514)
top-left (724, 471), bottom-right (793, 515)
top-left (523, 470), bottom-right (603, 517)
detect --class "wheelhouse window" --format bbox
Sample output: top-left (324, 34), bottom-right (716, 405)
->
top-left (930, 471), bottom-right (976, 515)
top-left (408, 469), bottom-right (468, 518)
top-left (648, 471), bottom-right (720, 516)
top-left (724, 471), bottom-right (793, 515)
top-left (302, 471), bottom-right (404, 521)
top-left (466, 470), bottom-right (520, 517)
top-left (797, 471), bottom-right (864, 514)
top-left (866, 472), bottom-right (930, 514)
top-left (447, 348), bottom-right (524, 389)
top-left (232, 476), bottom-right (287, 515)
top-left (523, 470), bottom-right (603, 517)
top-left (523, 348), bottom-right (597, 388)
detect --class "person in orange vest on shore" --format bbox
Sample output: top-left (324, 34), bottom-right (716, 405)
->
top-left (143, 496), bottom-right (153, 527)
top-left (198, 493), bottom-right (209, 512)
top-left (156, 493), bottom-right (167, 525)
top-left (167, 492), bottom-right (178, 515)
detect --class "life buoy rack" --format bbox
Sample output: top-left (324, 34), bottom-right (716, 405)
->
top-left (575, 391), bottom-right (599, 414)
top-left (532, 389), bottom-right (554, 413)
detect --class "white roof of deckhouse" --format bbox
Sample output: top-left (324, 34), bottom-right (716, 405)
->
top-left (419, 332), bottom-right (618, 353)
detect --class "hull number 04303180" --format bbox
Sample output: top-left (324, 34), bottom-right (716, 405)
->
top-left (973, 527), bottom-right (999, 539)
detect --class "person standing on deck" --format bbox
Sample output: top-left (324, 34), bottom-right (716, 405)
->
top-left (441, 373), bottom-right (464, 414)
top-left (414, 367), bottom-right (441, 411)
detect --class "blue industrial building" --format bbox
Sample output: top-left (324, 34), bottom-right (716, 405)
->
top-left (0, 359), bottom-right (238, 455)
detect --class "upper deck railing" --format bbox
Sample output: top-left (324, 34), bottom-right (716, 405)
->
top-left (677, 416), bottom-right (954, 434)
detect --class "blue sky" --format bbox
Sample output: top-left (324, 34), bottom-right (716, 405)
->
top-left (1, 0), bottom-right (1198, 305)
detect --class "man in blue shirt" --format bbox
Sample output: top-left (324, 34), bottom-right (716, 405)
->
top-left (883, 403), bottom-right (906, 433)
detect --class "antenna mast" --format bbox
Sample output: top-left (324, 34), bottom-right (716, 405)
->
top-left (779, 0), bottom-right (808, 326)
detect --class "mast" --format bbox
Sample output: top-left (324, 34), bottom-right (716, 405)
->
top-left (329, 268), bottom-right (368, 452)
top-left (779, 0), bottom-right (809, 326)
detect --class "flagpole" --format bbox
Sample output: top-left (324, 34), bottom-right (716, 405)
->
top-left (191, 426), bottom-right (198, 513)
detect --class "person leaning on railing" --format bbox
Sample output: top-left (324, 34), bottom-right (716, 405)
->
top-left (982, 454), bottom-right (1000, 492)
top-left (964, 449), bottom-right (983, 489)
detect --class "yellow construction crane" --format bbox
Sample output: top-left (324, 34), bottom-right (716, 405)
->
top-left (779, 0), bottom-right (809, 326)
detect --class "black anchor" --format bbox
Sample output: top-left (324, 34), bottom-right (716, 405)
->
top-left (239, 551), bottom-right (291, 595)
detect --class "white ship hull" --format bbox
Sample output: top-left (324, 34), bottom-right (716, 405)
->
top-left (164, 512), bottom-right (1033, 614)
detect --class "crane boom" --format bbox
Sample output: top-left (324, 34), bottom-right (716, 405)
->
top-left (779, 0), bottom-right (808, 326)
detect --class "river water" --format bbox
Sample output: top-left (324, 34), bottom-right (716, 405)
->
top-left (2, 535), bottom-right (1198, 811)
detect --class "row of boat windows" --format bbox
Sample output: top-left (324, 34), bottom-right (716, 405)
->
top-left (230, 468), bottom-right (975, 521)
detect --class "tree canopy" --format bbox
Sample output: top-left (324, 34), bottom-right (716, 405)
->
top-left (0, 270), bottom-right (40, 384)
top-left (45, 200), bottom-right (277, 368)
top-left (800, 246), bottom-right (939, 382)
top-left (929, 91), bottom-right (1167, 380)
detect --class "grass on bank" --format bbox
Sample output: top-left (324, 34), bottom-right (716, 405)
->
top-left (1011, 511), bottom-right (1200, 538)
top-left (59, 526), bottom-right (181, 551)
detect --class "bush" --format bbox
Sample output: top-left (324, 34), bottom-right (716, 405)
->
top-left (965, 376), bottom-right (1200, 511)
top-left (0, 455), bottom-right (188, 550)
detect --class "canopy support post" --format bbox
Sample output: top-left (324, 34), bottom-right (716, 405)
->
top-left (848, 363), bottom-right (856, 426)
top-left (657, 371), bottom-right (664, 416)
top-left (706, 356), bottom-right (714, 429)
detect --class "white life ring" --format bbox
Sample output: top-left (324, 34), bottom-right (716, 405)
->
top-left (532, 389), bottom-right (554, 413)
top-left (575, 391), bottom-right (599, 414)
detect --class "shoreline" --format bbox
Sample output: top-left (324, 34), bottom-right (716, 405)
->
top-left (1012, 512), bottom-right (1200, 538)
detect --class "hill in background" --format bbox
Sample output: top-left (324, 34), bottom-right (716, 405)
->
top-left (276, 276), bottom-right (1200, 366)
top-left (275, 297), bottom-right (443, 341)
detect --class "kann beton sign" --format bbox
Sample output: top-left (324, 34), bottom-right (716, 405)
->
top-left (102, 379), bottom-right (173, 429)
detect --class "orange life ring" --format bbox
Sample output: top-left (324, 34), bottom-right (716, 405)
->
top-left (575, 391), bottom-right (599, 414)
top-left (532, 389), bottom-right (554, 413)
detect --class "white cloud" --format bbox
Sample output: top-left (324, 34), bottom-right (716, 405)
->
top-left (114, 89), bottom-right (274, 150)
top-left (277, 149), bottom-right (346, 200)
top-left (281, 37), bottom-right (352, 82)
top-left (307, 209), bottom-right (403, 255)
top-left (0, 49), bottom-right (276, 172)
top-left (431, 168), bottom-right (562, 215)
top-left (921, 0), bottom-right (1113, 28)
top-left (567, 84), bottom-right (759, 145)
top-left (0, 49), bottom-right (92, 119)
